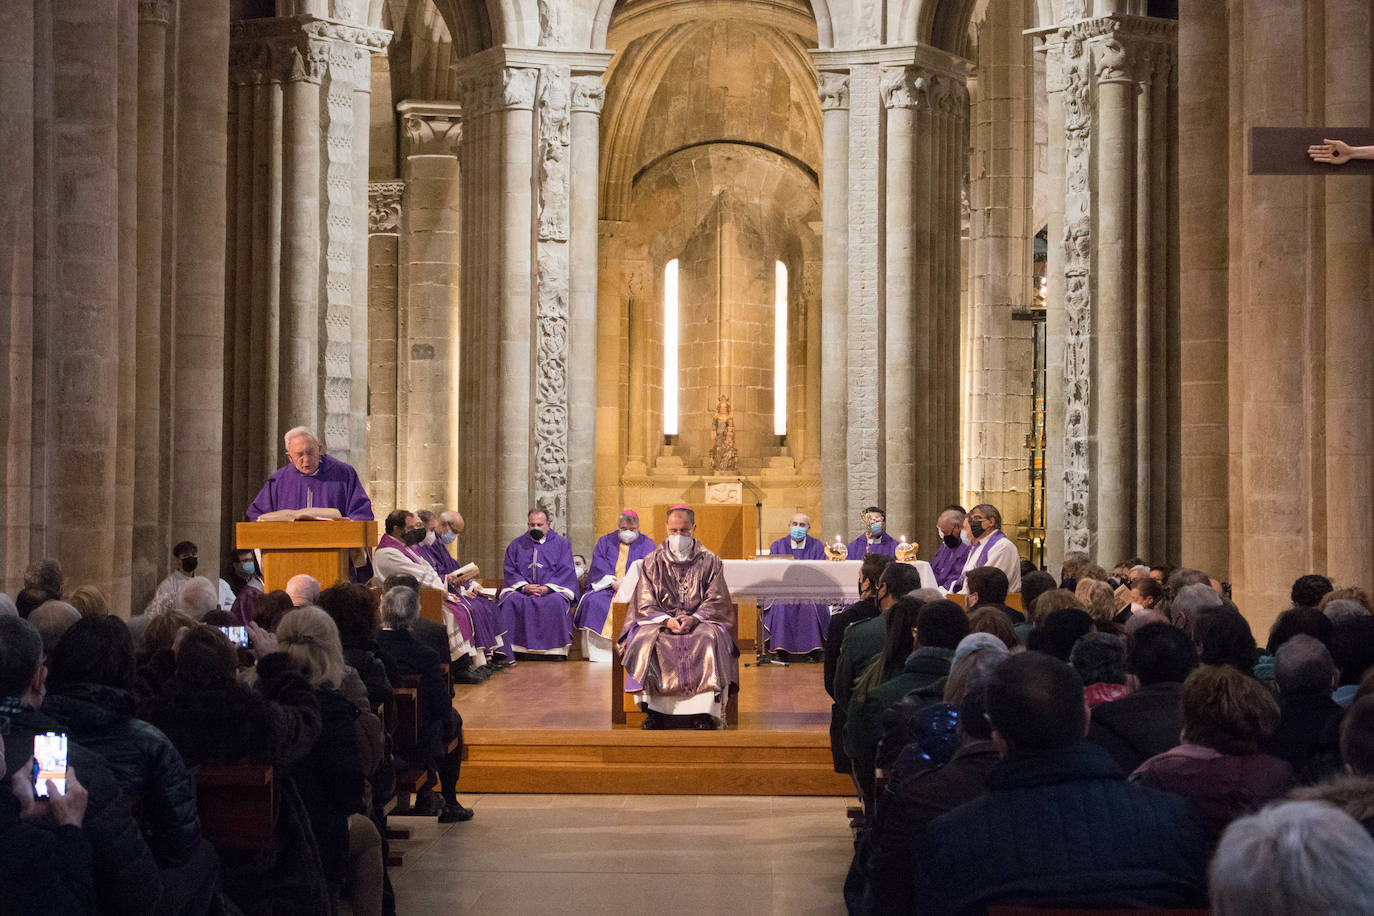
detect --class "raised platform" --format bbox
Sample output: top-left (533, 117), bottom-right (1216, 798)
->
top-left (454, 659), bottom-right (851, 796)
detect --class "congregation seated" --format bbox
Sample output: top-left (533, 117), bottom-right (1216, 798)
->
top-left (621, 505), bottom-right (737, 730)
top-left (0, 616), bottom-right (167, 914)
top-left (574, 509), bottom-right (654, 662)
top-left (1293, 695), bottom-right (1374, 837)
top-left (375, 587), bottom-right (473, 823)
top-left (1087, 621), bottom-right (1199, 773)
top-left (964, 567), bottom-right (1022, 626)
top-left (498, 508), bottom-right (579, 657)
top-left (42, 616), bottom-right (219, 914)
top-left (1069, 631), bottom-right (1129, 707)
top-left (911, 652), bottom-right (1210, 914)
top-left (284, 574), bottom-right (321, 608)
top-left (1264, 634), bottom-right (1344, 782)
top-left (824, 553), bottom-right (892, 774)
top-left (1132, 663), bottom-right (1294, 841)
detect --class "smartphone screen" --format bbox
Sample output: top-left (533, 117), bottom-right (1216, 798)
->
top-left (219, 625), bottom-right (248, 647)
top-left (33, 731), bottom-right (67, 798)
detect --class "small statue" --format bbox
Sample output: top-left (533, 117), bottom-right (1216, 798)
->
top-left (710, 395), bottom-right (738, 473)
top-left (825, 535), bottom-right (848, 562)
top-left (895, 535), bottom-right (918, 563)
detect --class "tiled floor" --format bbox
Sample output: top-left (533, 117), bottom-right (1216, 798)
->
top-left (390, 794), bottom-right (853, 915)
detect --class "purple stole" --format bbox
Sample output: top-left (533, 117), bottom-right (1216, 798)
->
top-left (971, 530), bottom-right (1006, 568)
top-left (379, 533), bottom-right (430, 570)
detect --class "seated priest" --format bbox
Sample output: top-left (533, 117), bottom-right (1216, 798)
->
top-left (955, 503), bottom-right (1022, 595)
top-left (574, 510), bottom-right (655, 663)
top-left (413, 508), bottom-right (507, 667)
top-left (847, 506), bottom-right (900, 559)
top-left (621, 505), bottom-right (739, 730)
top-left (246, 426), bottom-right (373, 521)
top-left (373, 509), bottom-right (486, 675)
top-left (761, 513), bottom-right (829, 659)
top-left (497, 509), bottom-right (579, 657)
top-left (930, 505), bottom-right (972, 591)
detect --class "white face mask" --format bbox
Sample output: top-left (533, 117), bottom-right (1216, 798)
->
top-left (618, 528), bottom-right (639, 544)
top-left (668, 534), bottom-right (694, 557)
top-left (422, 530), bottom-right (436, 546)
top-left (575, 565), bottom-right (586, 578)
top-left (960, 529), bottom-right (972, 546)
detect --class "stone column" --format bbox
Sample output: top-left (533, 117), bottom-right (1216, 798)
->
top-left (366, 181), bottom-right (403, 513)
top-left (1040, 39), bottom-right (1068, 572)
top-left (817, 71), bottom-right (850, 538)
top-left (133, 0), bottom-right (173, 604)
top-left (396, 100), bottom-right (462, 511)
top-left (568, 74), bottom-right (606, 551)
top-left (882, 67), bottom-right (918, 537)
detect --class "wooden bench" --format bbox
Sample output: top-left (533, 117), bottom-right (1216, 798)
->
top-left (947, 592), bottom-right (1022, 611)
top-left (610, 601), bottom-right (740, 727)
top-left (196, 762), bottom-right (275, 851)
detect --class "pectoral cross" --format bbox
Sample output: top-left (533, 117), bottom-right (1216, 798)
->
top-left (527, 550), bottom-right (543, 583)
top-left (1249, 127), bottom-right (1374, 175)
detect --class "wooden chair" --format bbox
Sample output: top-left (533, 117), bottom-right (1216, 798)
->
top-left (610, 601), bottom-right (740, 727)
top-left (948, 592), bottom-right (1022, 611)
top-left (196, 762), bottom-right (275, 851)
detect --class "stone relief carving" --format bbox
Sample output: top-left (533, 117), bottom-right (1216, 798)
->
top-left (817, 72), bottom-right (850, 111)
top-left (1059, 29), bottom-right (1093, 554)
top-left (879, 67), bottom-right (923, 110)
top-left (538, 0), bottom-right (570, 48)
top-left (570, 76), bottom-right (606, 114)
top-left (533, 68), bottom-right (572, 532)
top-left (368, 181), bottom-right (404, 234)
top-left (322, 40), bottom-right (358, 454)
top-left (138, 0), bottom-right (174, 24)
top-left (503, 67), bottom-right (540, 109)
top-left (401, 112), bottom-right (462, 157)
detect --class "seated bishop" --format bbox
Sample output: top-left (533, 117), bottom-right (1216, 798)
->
top-left (762, 513), bottom-right (830, 657)
top-left (846, 506), bottom-right (899, 559)
top-left (373, 509), bottom-right (483, 668)
top-left (415, 509), bottom-right (508, 666)
top-left (621, 505), bottom-right (739, 730)
top-left (574, 509), bottom-right (655, 662)
top-left (246, 426), bottom-right (373, 521)
top-left (497, 509), bottom-right (579, 657)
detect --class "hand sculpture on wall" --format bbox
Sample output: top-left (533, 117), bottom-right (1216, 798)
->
top-left (1308, 139), bottom-right (1374, 165)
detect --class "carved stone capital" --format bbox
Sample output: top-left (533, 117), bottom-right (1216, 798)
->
top-left (368, 181), bottom-right (404, 234)
top-left (503, 67), bottom-right (540, 109)
top-left (459, 66), bottom-right (541, 118)
top-left (879, 67), bottom-right (924, 110)
top-left (569, 76), bottom-right (605, 114)
top-left (138, 0), bottom-right (174, 25)
top-left (817, 72), bottom-right (849, 111)
top-left (398, 101), bottom-right (463, 156)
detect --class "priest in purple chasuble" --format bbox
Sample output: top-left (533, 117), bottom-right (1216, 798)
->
top-left (620, 506), bottom-right (738, 729)
top-left (372, 509), bottom-right (480, 663)
top-left (574, 510), bottom-right (656, 659)
top-left (411, 514), bottom-right (506, 663)
top-left (761, 513), bottom-right (830, 655)
top-left (930, 506), bottom-right (973, 591)
top-left (246, 426), bottom-right (374, 521)
top-left (497, 509), bottom-right (580, 655)
top-left (846, 506), bottom-right (900, 560)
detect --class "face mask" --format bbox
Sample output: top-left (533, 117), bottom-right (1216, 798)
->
top-left (618, 529), bottom-right (638, 544)
top-left (868, 522), bottom-right (883, 537)
top-left (240, 560), bottom-right (257, 576)
top-left (790, 526), bottom-right (808, 542)
top-left (441, 531), bottom-right (457, 545)
top-left (179, 556), bottom-right (198, 573)
top-left (960, 530), bottom-right (972, 546)
top-left (421, 530), bottom-right (436, 547)
top-left (668, 534), bottom-right (693, 556)
top-left (942, 532), bottom-right (960, 549)
top-left (969, 519), bottom-right (985, 538)
top-left (402, 528), bottom-right (426, 547)
top-left (575, 565), bottom-right (586, 578)
top-left (529, 528), bottom-right (546, 543)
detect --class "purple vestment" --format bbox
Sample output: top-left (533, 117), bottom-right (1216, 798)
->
top-left (574, 530), bottom-right (656, 639)
top-left (498, 530), bottom-right (579, 653)
top-left (376, 532), bottom-right (476, 648)
top-left (846, 531), bottom-right (899, 560)
top-left (414, 537), bottom-right (504, 658)
top-left (246, 454), bottom-right (374, 520)
top-left (930, 541), bottom-right (973, 591)
top-left (762, 535), bottom-right (830, 654)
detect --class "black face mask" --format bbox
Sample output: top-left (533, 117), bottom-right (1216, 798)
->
top-left (402, 528), bottom-right (426, 547)
top-left (529, 528), bottom-right (546, 543)
top-left (969, 520), bottom-right (986, 538)
top-left (179, 556), bottom-right (198, 573)
top-left (943, 533), bottom-right (960, 549)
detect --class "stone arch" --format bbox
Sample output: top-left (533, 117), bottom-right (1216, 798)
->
top-left (896, 0), bottom-right (979, 55)
top-left (590, 0), bottom-right (832, 50)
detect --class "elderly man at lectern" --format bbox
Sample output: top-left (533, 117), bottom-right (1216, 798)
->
top-left (620, 505), bottom-right (739, 730)
top-left (246, 426), bottom-right (374, 521)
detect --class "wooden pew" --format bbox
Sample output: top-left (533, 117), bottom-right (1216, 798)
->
top-left (947, 592), bottom-right (1022, 611)
top-left (610, 601), bottom-right (740, 727)
top-left (196, 762), bottom-right (275, 851)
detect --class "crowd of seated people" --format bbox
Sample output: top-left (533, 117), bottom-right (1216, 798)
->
top-left (0, 558), bottom-right (474, 915)
top-left (829, 549), bottom-right (1374, 914)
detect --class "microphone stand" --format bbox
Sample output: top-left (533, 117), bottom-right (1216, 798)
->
top-left (738, 476), bottom-right (786, 667)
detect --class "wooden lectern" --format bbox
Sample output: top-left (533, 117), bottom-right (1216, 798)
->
top-left (236, 520), bottom-right (377, 593)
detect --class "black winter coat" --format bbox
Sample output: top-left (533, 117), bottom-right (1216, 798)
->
top-left (0, 788), bottom-right (97, 916)
top-left (1085, 681), bottom-right (1184, 773)
top-left (43, 683), bottom-right (201, 868)
top-left (292, 686), bottom-right (366, 892)
top-left (913, 742), bottom-right (1208, 915)
top-left (1, 703), bottom-right (163, 916)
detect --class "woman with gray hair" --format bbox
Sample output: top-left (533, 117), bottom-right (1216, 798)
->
top-left (1211, 800), bottom-right (1374, 916)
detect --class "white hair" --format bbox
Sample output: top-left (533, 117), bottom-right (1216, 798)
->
top-left (790, 514), bottom-right (811, 527)
top-left (1325, 599), bottom-right (1371, 626)
top-left (381, 586), bottom-right (420, 629)
top-left (285, 574), bottom-right (321, 606)
top-left (1211, 801), bottom-right (1374, 916)
top-left (283, 426), bottom-right (318, 450)
top-left (1130, 565), bottom-right (1151, 579)
top-left (176, 576), bottom-right (220, 620)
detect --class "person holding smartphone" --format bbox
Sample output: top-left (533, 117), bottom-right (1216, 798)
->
top-left (1, 728), bottom-right (96, 915)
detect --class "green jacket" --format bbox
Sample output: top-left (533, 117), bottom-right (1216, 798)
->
top-left (833, 614), bottom-right (887, 713)
top-left (844, 646), bottom-right (955, 783)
